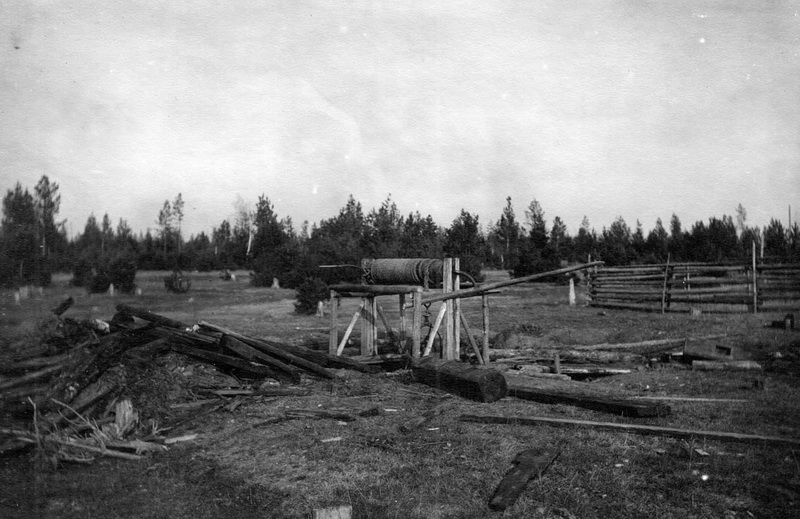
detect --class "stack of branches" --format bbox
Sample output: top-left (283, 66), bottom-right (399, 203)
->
top-left (0, 300), bottom-right (376, 459)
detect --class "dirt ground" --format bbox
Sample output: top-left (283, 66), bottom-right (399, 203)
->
top-left (1, 270), bottom-right (799, 518)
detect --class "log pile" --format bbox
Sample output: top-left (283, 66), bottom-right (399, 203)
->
top-left (0, 301), bottom-right (378, 460)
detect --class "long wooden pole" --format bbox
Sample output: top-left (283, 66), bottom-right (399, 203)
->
top-left (460, 414), bottom-right (800, 446)
top-left (421, 261), bottom-right (603, 305)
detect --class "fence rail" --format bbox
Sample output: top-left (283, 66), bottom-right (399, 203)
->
top-left (587, 262), bottom-right (800, 313)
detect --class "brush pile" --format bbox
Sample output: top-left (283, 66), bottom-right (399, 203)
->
top-left (0, 300), bottom-right (375, 463)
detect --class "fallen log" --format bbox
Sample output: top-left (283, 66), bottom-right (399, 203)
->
top-left (692, 360), bottom-right (762, 371)
top-left (459, 414), bottom-right (800, 446)
top-left (573, 334), bottom-right (727, 352)
top-left (489, 447), bottom-right (562, 511)
top-left (199, 322), bottom-right (336, 379)
top-left (557, 366), bottom-right (633, 377)
top-left (220, 336), bottom-right (305, 382)
top-left (411, 357), bottom-right (507, 403)
top-left (491, 349), bottom-right (644, 364)
top-left (505, 378), bottom-right (670, 417)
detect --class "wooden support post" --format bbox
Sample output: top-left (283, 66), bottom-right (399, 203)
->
top-left (361, 296), bottom-right (377, 356)
top-left (453, 257), bottom-right (461, 359)
top-left (423, 302), bottom-right (447, 357)
top-left (328, 290), bottom-right (338, 355)
top-left (443, 258), bottom-right (456, 360)
top-left (398, 293), bottom-right (406, 354)
top-left (337, 303), bottom-right (363, 355)
top-left (482, 294), bottom-right (490, 363)
top-left (412, 289), bottom-right (422, 358)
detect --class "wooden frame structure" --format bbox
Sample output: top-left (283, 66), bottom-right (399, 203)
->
top-left (328, 259), bottom-right (603, 363)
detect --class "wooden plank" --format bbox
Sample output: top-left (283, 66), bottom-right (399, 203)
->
top-left (692, 360), bottom-right (762, 371)
top-left (459, 414), bottom-right (800, 446)
top-left (489, 447), bottom-right (562, 511)
top-left (505, 379), bottom-right (670, 417)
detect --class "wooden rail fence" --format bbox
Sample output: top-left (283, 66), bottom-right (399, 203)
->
top-left (588, 262), bottom-right (800, 313)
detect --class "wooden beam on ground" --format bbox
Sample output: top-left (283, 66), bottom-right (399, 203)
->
top-left (411, 357), bottom-right (507, 403)
top-left (330, 284), bottom-right (420, 295)
top-left (572, 334), bottom-right (727, 352)
top-left (459, 414), bottom-right (800, 446)
top-left (505, 379), bottom-right (670, 417)
top-left (489, 447), bottom-right (562, 512)
top-left (692, 360), bottom-right (762, 371)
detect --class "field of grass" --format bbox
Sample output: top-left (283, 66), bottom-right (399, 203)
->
top-left (1, 270), bottom-right (799, 518)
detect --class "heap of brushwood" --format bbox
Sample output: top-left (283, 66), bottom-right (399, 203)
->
top-left (0, 300), bottom-right (377, 462)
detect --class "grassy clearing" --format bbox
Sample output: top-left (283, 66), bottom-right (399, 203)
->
top-left (1, 270), bottom-right (799, 518)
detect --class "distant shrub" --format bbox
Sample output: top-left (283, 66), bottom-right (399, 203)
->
top-left (294, 277), bottom-right (329, 315)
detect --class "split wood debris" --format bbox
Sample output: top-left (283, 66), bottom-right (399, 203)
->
top-left (0, 301), bottom-right (380, 461)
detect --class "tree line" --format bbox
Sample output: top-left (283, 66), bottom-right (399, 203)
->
top-left (2, 175), bottom-right (799, 291)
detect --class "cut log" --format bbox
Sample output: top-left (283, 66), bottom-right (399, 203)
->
top-left (199, 321), bottom-right (336, 379)
top-left (411, 357), bottom-right (507, 403)
top-left (459, 414), bottom-right (800, 446)
top-left (692, 360), bottom-right (762, 371)
top-left (490, 349), bottom-right (644, 364)
top-left (505, 378), bottom-right (670, 417)
top-left (220, 335), bottom-right (304, 382)
top-left (489, 447), bottom-right (561, 511)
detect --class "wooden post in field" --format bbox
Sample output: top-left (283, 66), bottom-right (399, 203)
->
top-left (568, 278), bottom-right (576, 306)
top-left (443, 258), bottom-right (456, 360)
top-left (328, 290), bottom-right (338, 355)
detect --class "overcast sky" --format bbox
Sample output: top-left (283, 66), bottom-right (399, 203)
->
top-left (1, 1), bottom-right (798, 239)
